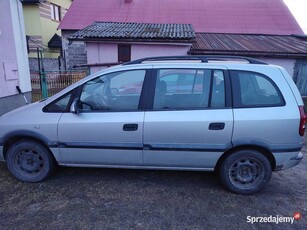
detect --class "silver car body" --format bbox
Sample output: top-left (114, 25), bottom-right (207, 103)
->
top-left (0, 62), bottom-right (304, 171)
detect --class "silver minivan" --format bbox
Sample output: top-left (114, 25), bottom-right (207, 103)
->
top-left (0, 56), bottom-right (305, 194)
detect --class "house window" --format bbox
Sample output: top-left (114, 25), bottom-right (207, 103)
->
top-left (294, 60), bottom-right (307, 96)
top-left (118, 45), bottom-right (131, 62)
top-left (50, 3), bottom-right (61, 21)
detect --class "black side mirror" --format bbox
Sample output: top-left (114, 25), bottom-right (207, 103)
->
top-left (70, 100), bottom-right (79, 114)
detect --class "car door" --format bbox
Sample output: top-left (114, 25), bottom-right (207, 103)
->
top-left (143, 67), bottom-right (233, 169)
top-left (57, 69), bottom-right (149, 166)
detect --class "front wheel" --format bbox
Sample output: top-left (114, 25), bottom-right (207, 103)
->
top-left (219, 150), bottom-right (272, 194)
top-left (6, 140), bottom-right (56, 182)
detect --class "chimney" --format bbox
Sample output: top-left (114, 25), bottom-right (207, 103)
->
top-left (124, 0), bottom-right (132, 3)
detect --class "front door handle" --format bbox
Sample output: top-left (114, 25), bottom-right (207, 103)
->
top-left (209, 122), bottom-right (225, 130)
top-left (123, 123), bottom-right (138, 131)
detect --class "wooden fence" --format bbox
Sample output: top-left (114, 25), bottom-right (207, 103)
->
top-left (31, 71), bottom-right (88, 102)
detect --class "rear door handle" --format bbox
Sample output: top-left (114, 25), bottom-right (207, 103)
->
top-left (209, 122), bottom-right (225, 130)
top-left (123, 123), bottom-right (138, 131)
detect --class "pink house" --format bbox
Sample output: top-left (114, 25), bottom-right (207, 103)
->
top-left (59, 0), bottom-right (304, 70)
top-left (70, 22), bottom-right (195, 72)
top-left (0, 0), bottom-right (31, 115)
top-left (58, 0), bottom-right (307, 95)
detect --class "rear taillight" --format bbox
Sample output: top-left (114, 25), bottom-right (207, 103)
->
top-left (299, 106), bottom-right (307, 136)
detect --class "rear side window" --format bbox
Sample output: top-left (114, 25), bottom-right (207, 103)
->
top-left (230, 70), bottom-right (284, 107)
top-left (153, 69), bottom-right (225, 110)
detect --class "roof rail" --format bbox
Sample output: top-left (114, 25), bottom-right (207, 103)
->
top-left (123, 55), bottom-right (268, 65)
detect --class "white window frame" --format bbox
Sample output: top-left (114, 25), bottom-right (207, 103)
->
top-left (50, 3), bottom-right (61, 21)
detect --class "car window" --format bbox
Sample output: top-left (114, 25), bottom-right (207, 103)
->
top-left (79, 70), bottom-right (146, 111)
top-left (230, 70), bottom-right (284, 107)
top-left (211, 70), bottom-right (226, 108)
top-left (43, 91), bottom-right (74, 112)
top-left (153, 69), bottom-right (225, 110)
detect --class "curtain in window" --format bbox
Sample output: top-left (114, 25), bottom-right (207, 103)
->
top-left (293, 60), bottom-right (307, 96)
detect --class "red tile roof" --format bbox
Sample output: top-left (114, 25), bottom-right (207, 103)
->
top-left (59, 0), bottom-right (303, 35)
top-left (190, 33), bottom-right (307, 57)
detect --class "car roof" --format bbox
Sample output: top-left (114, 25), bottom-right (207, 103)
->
top-left (123, 55), bottom-right (268, 65)
top-left (43, 56), bottom-right (279, 104)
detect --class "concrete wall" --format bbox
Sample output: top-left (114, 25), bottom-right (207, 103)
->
top-left (0, 0), bottom-right (31, 116)
top-left (131, 43), bottom-right (191, 60)
top-left (258, 57), bottom-right (296, 78)
top-left (29, 58), bottom-right (64, 72)
top-left (86, 42), bottom-right (192, 73)
top-left (0, 92), bottom-right (32, 116)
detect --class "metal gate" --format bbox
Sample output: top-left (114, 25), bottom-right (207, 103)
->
top-left (30, 70), bottom-right (87, 102)
top-left (30, 48), bottom-right (88, 102)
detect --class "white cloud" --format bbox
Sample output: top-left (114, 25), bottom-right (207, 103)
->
top-left (284, 0), bottom-right (307, 34)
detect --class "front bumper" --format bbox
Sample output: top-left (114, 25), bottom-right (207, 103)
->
top-left (273, 151), bottom-right (303, 171)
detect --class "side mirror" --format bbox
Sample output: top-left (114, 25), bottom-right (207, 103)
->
top-left (70, 100), bottom-right (79, 114)
top-left (110, 88), bottom-right (119, 95)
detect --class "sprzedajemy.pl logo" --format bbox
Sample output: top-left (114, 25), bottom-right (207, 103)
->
top-left (247, 212), bottom-right (301, 224)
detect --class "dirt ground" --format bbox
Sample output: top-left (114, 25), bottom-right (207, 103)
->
top-left (0, 136), bottom-right (307, 230)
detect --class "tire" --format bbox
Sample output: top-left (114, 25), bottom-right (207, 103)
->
top-left (219, 150), bottom-right (272, 195)
top-left (6, 140), bottom-right (56, 182)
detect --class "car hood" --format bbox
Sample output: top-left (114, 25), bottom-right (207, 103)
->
top-left (0, 101), bottom-right (46, 121)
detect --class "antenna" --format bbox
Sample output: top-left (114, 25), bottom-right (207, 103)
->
top-left (16, 86), bottom-right (29, 105)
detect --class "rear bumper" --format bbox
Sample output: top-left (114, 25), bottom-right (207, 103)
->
top-left (273, 151), bottom-right (303, 171)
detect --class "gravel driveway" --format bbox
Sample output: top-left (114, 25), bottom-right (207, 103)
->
top-left (0, 136), bottom-right (306, 229)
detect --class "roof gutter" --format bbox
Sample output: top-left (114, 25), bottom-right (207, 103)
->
top-left (189, 50), bottom-right (307, 59)
top-left (73, 62), bottom-right (122, 68)
top-left (69, 37), bottom-right (195, 44)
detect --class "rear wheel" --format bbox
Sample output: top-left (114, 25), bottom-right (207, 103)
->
top-left (219, 150), bottom-right (272, 194)
top-left (6, 140), bottom-right (56, 182)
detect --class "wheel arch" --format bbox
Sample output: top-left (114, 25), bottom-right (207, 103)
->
top-left (3, 130), bottom-right (57, 161)
top-left (215, 145), bottom-right (276, 172)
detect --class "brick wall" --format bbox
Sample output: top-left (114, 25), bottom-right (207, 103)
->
top-left (62, 30), bottom-right (87, 70)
